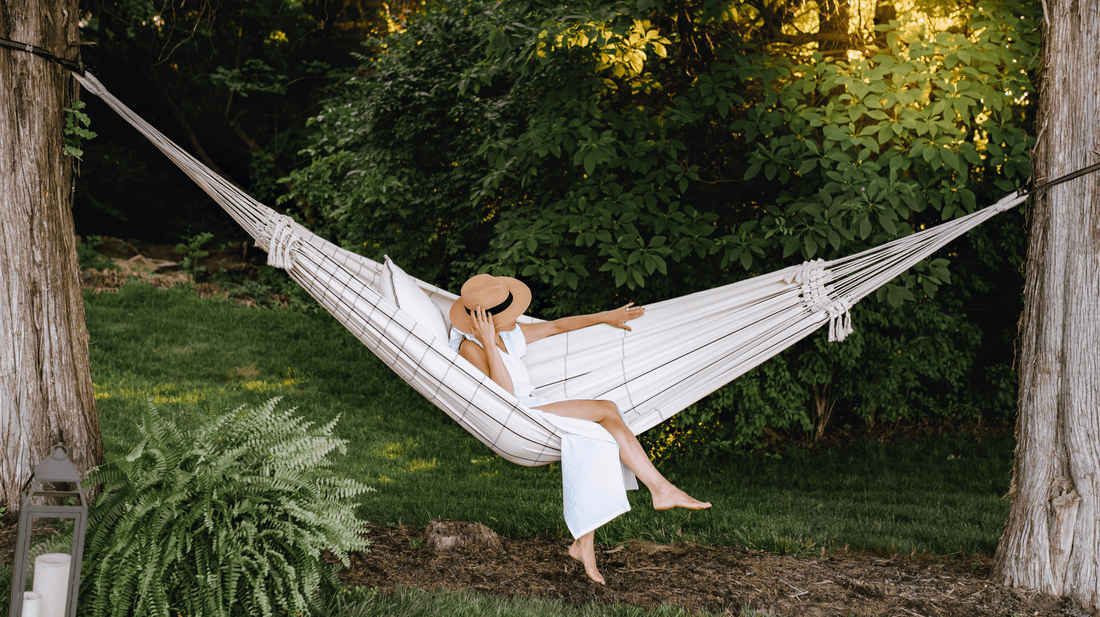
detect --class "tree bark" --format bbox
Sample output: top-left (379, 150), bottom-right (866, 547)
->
top-left (0, 0), bottom-right (103, 509)
top-left (993, 1), bottom-right (1100, 610)
top-left (818, 0), bottom-right (851, 56)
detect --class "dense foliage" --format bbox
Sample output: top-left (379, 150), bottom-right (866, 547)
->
top-left (74, 0), bottom-right (416, 241)
top-left (278, 0), bottom-right (1039, 444)
top-left (80, 398), bottom-right (372, 617)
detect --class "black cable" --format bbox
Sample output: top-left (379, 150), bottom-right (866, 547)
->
top-left (0, 36), bottom-right (84, 75)
top-left (1022, 161), bottom-right (1100, 197)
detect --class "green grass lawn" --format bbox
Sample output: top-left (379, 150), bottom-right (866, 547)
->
top-left (83, 281), bottom-right (1016, 614)
top-left (324, 586), bottom-right (778, 617)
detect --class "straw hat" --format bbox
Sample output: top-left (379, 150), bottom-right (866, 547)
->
top-left (449, 273), bottom-right (531, 335)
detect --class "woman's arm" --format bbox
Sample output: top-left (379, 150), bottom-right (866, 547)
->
top-left (459, 307), bottom-right (514, 394)
top-left (520, 303), bottom-right (644, 344)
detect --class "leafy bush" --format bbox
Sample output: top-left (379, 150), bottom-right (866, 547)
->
top-left (282, 0), bottom-right (1038, 444)
top-left (81, 397), bottom-right (373, 617)
top-left (175, 231), bottom-right (214, 280)
top-left (77, 235), bottom-right (119, 271)
top-left (288, 0), bottom-right (1036, 298)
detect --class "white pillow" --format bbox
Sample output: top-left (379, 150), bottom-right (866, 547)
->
top-left (381, 256), bottom-right (449, 344)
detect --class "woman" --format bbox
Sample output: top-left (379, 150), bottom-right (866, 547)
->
top-left (448, 273), bottom-right (711, 584)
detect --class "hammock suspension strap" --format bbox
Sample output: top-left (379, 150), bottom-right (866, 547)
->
top-left (0, 36), bottom-right (84, 75)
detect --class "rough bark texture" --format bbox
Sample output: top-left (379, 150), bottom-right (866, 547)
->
top-left (0, 0), bottom-right (103, 509)
top-left (818, 0), bottom-right (851, 56)
top-left (992, 1), bottom-right (1100, 609)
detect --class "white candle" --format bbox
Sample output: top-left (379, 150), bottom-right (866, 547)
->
top-left (32, 553), bottom-right (71, 617)
top-left (22, 591), bottom-right (42, 617)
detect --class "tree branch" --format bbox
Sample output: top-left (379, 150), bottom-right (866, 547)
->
top-left (224, 115), bottom-right (308, 221)
top-left (145, 66), bottom-right (244, 190)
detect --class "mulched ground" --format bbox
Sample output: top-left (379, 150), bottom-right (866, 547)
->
top-left (4, 513), bottom-right (1085, 616)
top-left (333, 523), bottom-right (1088, 617)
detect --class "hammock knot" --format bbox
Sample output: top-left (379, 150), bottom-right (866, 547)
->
top-left (76, 73), bottom-right (107, 98)
top-left (826, 299), bottom-right (854, 342)
top-left (788, 259), bottom-right (855, 342)
top-left (990, 191), bottom-right (1029, 213)
top-left (264, 212), bottom-right (300, 270)
top-left (783, 258), bottom-right (827, 285)
top-left (789, 259), bottom-right (832, 313)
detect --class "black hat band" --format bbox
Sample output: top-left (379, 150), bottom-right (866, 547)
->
top-left (465, 292), bottom-right (514, 317)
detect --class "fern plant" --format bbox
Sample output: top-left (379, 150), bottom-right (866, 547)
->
top-left (81, 398), bottom-right (373, 617)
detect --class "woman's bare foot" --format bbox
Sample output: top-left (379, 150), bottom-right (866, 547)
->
top-left (568, 533), bottom-right (605, 584)
top-left (652, 485), bottom-right (712, 511)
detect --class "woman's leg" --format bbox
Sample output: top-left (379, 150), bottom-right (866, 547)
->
top-left (536, 399), bottom-right (710, 584)
top-left (534, 400), bottom-right (711, 510)
top-left (567, 530), bottom-right (604, 584)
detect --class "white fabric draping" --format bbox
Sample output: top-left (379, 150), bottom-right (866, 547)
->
top-left (449, 327), bottom-right (639, 538)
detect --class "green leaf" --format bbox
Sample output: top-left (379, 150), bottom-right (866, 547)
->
top-left (783, 237), bottom-right (801, 258)
top-left (848, 81), bottom-right (870, 99)
top-left (887, 286), bottom-right (903, 307)
top-left (960, 189), bottom-right (976, 211)
top-left (614, 267), bottom-right (627, 287)
top-left (584, 152), bottom-right (598, 175)
top-left (941, 149), bottom-right (960, 172)
top-left (922, 278), bottom-right (937, 297)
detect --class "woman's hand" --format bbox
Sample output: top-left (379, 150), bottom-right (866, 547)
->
top-left (471, 306), bottom-right (498, 347)
top-left (461, 306), bottom-right (513, 395)
top-left (603, 302), bottom-right (645, 331)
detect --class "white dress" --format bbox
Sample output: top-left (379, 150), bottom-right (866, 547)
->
top-left (449, 326), bottom-right (638, 538)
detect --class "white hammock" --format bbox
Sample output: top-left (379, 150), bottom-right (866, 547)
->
top-left (76, 73), bottom-right (1028, 467)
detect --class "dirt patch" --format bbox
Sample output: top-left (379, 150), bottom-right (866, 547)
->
top-left (332, 523), bottom-right (1083, 616)
top-left (79, 235), bottom-right (285, 306)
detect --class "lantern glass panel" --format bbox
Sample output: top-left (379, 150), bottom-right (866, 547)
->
top-left (7, 445), bottom-right (89, 617)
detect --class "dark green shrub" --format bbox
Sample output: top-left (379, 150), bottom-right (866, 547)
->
top-left (175, 231), bottom-right (214, 280)
top-left (81, 397), bottom-right (373, 617)
top-left (76, 235), bottom-right (118, 271)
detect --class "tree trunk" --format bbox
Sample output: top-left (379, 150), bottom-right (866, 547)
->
top-left (0, 0), bottom-right (103, 509)
top-left (811, 383), bottom-right (836, 442)
top-left (992, 2), bottom-right (1100, 610)
top-left (818, 0), bottom-right (851, 57)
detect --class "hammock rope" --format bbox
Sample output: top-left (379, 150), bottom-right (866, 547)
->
top-left (71, 70), bottom-right (1041, 466)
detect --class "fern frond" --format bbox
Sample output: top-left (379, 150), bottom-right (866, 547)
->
top-left (82, 397), bottom-right (371, 617)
